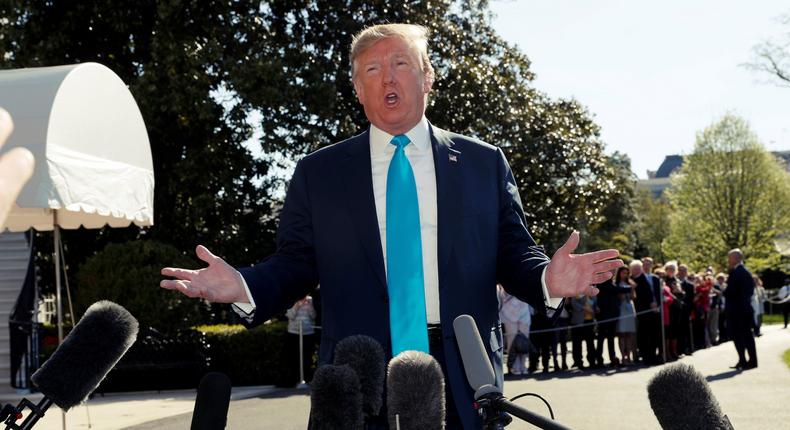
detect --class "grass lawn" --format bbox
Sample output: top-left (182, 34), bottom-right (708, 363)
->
top-left (763, 313), bottom-right (785, 325)
top-left (784, 349), bottom-right (790, 370)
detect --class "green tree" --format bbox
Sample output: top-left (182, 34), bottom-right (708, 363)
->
top-left (632, 187), bottom-right (671, 263)
top-left (662, 114), bottom-right (790, 270)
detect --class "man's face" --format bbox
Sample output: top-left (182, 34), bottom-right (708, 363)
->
top-left (630, 265), bottom-right (643, 277)
top-left (666, 267), bottom-right (676, 278)
top-left (642, 260), bottom-right (652, 273)
top-left (353, 37), bottom-right (432, 135)
top-left (727, 253), bottom-right (738, 269)
top-left (678, 267), bottom-right (687, 279)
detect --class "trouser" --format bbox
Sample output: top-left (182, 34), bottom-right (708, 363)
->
top-left (783, 303), bottom-right (789, 328)
top-left (719, 310), bottom-right (729, 342)
top-left (728, 314), bottom-right (757, 366)
top-left (678, 311), bottom-right (692, 353)
top-left (529, 329), bottom-right (552, 370)
top-left (571, 322), bottom-right (595, 366)
top-left (637, 313), bottom-right (657, 363)
top-left (551, 317), bottom-right (570, 364)
top-left (595, 320), bottom-right (617, 364)
top-left (707, 308), bottom-right (720, 344)
top-left (753, 313), bottom-right (763, 336)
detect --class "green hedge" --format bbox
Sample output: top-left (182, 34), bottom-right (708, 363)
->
top-left (197, 321), bottom-right (297, 387)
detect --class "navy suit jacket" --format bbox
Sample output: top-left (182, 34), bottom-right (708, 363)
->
top-left (238, 124), bottom-right (552, 429)
top-left (724, 264), bottom-right (755, 318)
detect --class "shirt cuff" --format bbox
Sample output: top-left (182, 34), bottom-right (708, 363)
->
top-left (231, 271), bottom-right (256, 321)
top-left (541, 267), bottom-right (564, 310)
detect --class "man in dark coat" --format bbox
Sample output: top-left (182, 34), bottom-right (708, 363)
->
top-left (724, 249), bottom-right (757, 370)
top-left (678, 264), bottom-right (696, 354)
top-left (594, 276), bottom-right (621, 366)
top-left (631, 261), bottom-right (659, 364)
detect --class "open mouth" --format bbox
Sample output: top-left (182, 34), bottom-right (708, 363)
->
top-left (385, 92), bottom-right (399, 107)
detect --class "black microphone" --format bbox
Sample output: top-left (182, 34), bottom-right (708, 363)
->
top-left (387, 350), bottom-right (445, 430)
top-left (2, 301), bottom-right (139, 429)
top-left (647, 363), bottom-right (734, 430)
top-left (453, 315), bottom-right (572, 430)
top-left (309, 364), bottom-right (364, 430)
top-left (333, 335), bottom-right (386, 418)
top-left (190, 372), bottom-right (232, 430)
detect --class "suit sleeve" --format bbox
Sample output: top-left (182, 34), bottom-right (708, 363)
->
top-left (237, 159), bottom-right (320, 326)
top-left (494, 147), bottom-right (553, 315)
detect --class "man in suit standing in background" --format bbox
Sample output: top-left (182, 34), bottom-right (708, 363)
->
top-left (725, 249), bottom-right (757, 370)
top-left (161, 23), bottom-right (622, 429)
top-left (631, 260), bottom-right (659, 365)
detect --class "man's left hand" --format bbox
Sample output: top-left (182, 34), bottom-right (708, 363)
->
top-left (545, 231), bottom-right (623, 298)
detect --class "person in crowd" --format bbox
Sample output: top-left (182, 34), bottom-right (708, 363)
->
top-left (694, 274), bottom-right (712, 348)
top-left (677, 264), bottom-right (696, 355)
top-left (551, 304), bottom-right (571, 371)
top-left (498, 285), bottom-right (531, 376)
top-left (631, 260), bottom-right (659, 365)
top-left (613, 266), bottom-right (636, 365)
top-left (569, 293), bottom-right (597, 369)
top-left (595, 271), bottom-right (622, 367)
top-left (708, 274), bottom-right (725, 345)
top-left (725, 249), bottom-right (757, 370)
top-left (779, 278), bottom-right (790, 329)
top-left (286, 295), bottom-right (317, 384)
top-left (751, 275), bottom-right (766, 337)
top-left (642, 258), bottom-right (664, 361)
top-left (662, 273), bottom-right (679, 361)
top-left (528, 309), bottom-right (554, 374)
top-left (718, 273), bottom-right (730, 342)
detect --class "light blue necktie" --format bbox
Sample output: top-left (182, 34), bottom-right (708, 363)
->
top-left (386, 134), bottom-right (429, 355)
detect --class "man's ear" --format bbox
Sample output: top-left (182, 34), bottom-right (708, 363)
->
top-left (423, 72), bottom-right (434, 94)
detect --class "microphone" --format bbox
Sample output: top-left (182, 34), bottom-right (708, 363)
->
top-left (453, 315), bottom-right (572, 430)
top-left (387, 350), bottom-right (445, 430)
top-left (190, 372), bottom-right (232, 430)
top-left (332, 335), bottom-right (386, 418)
top-left (2, 301), bottom-right (139, 429)
top-left (647, 363), bottom-right (734, 430)
top-left (309, 364), bottom-right (364, 430)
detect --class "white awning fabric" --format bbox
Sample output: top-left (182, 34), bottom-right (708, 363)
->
top-left (0, 63), bottom-right (154, 232)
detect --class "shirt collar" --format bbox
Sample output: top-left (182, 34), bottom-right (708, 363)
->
top-left (369, 116), bottom-right (430, 156)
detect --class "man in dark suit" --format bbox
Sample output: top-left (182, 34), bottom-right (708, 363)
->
top-left (161, 23), bottom-right (622, 429)
top-left (594, 275), bottom-right (621, 367)
top-left (724, 249), bottom-right (757, 370)
top-left (631, 260), bottom-right (659, 364)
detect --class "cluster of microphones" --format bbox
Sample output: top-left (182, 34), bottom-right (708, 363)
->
top-left (0, 301), bottom-right (736, 429)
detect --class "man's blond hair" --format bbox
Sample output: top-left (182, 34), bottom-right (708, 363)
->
top-left (349, 23), bottom-right (435, 83)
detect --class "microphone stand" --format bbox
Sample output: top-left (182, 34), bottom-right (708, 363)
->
top-left (2, 397), bottom-right (54, 430)
top-left (474, 386), bottom-right (572, 430)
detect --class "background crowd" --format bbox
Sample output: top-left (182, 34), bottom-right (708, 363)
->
top-left (498, 255), bottom-right (789, 376)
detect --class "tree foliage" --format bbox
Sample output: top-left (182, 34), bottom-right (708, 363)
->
top-left (1, 0), bottom-right (623, 290)
top-left (662, 114), bottom-right (790, 270)
top-left (630, 188), bottom-right (671, 263)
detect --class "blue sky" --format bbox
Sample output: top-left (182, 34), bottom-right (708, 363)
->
top-left (489, 0), bottom-right (789, 178)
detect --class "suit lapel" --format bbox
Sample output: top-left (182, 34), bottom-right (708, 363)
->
top-left (341, 130), bottom-right (388, 291)
top-left (430, 124), bottom-right (462, 289)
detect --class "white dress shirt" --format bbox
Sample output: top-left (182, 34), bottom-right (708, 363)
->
top-left (233, 117), bottom-right (561, 321)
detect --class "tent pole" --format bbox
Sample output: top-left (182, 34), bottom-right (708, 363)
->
top-left (53, 223), bottom-right (66, 430)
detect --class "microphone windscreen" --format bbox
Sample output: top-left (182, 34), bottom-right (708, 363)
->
top-left (387, 350), bottom-right (445, 430)
top-left (310, 364), bottom-right (364, 430)
top-left (190, 372), bottom-right (232, 430)
top-left (31, 301), bottom-right (138, 410)
top-left (453, 315), bottom-right (496, 393)
top-left (333, 335), bottom-right (386, 417)
top-left (647, 363), bottom-right (732, 430)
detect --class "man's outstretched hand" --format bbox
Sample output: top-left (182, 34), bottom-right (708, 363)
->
top-left (160, 245), bottom-right (248, 303)
top-left (545, 231), bottom-right (623, 298)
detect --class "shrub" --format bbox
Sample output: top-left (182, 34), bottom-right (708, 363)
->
top-left (75, 240), bottom-right (210, 332)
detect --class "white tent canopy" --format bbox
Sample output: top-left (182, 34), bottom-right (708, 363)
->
top-left (0, 62), bottom-right (154, 232)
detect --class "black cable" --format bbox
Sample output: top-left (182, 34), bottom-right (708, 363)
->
top-left (509, 392), bottom-right (555, 420)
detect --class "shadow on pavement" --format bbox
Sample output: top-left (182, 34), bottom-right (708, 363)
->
top-left (704, 369), bottom-right (742, 382)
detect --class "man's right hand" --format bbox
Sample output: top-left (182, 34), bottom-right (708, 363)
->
top-left (160, 245), bottom-right (249, 304)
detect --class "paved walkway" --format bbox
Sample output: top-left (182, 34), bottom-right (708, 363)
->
top-left (24, 324), bottom-right (790, 429)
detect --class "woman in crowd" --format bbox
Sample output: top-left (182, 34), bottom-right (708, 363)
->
top-left (498, 285), bottom-right (532, 376)
top-left (752, 276), bottom-right (766, 337)
top-left (694, 274), bottom-right (712, 348)
top-left (614, 266), bottom-right (636, 365)
top-left (663, 270), bottom-right (681, 362)
top-left (286, 295), bottom-right (317, 384)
